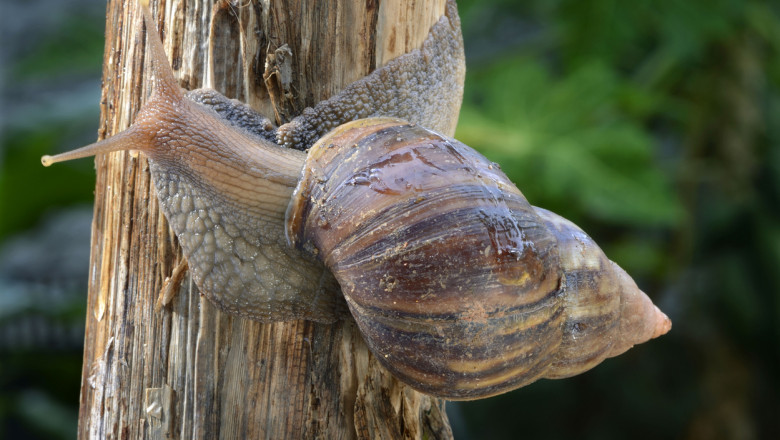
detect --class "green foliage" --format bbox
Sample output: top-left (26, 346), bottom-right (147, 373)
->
top-left (0, 353), bottom-right (81, 440)
top-left (0, 8), bottom-right (103, 240)
top-left (10, 16), bottom-right (105, 81)
top-left (0, 6), bottom-right (102, 439)
top-left (0, 127), bottom-right (95, 241)
top-left (457, 58), bottom-right (682, 228)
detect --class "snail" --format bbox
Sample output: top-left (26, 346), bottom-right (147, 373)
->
top-left (41, 1), bottom-right (670, 400)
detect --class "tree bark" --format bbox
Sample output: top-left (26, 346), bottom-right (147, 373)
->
top-left (78, 0), bottom-right (453, 438)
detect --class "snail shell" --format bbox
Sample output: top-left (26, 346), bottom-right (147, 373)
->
top-left (40, 2), bottom-right (670, 400)
top-left (287, 118), bottom-right (671, 400)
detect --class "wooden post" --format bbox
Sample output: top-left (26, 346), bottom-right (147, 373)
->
top-left (78, 0), bottom-right (453, 438)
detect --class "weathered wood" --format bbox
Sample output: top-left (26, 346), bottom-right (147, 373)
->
top-left (78, 0), bottom-right (453, 438)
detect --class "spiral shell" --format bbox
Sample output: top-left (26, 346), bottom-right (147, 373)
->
top-left (287, 118), bottom-right (670, 400)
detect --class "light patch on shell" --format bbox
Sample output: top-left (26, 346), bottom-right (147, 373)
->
top-left (499, 271), bottom-right (532, 287)
top-left (542, 212), bottom-right (602, 272)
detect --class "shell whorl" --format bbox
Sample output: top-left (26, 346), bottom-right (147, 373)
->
top-left (287, 118), bottom-right (670, 400)
top-left (535, 207), bottom-right (671, 379)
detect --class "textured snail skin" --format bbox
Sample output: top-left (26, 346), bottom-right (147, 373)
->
top-left (276, 0), bottom-right (464, 151)
top-left (186, 0), bottom-right (465, 153)
top-left (42, 0), bottom-right (464, 323)
top-left (287, 119), bottom-right (671, 400)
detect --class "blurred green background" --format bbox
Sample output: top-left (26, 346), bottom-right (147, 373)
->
top-left (1, 0), bottom-right (778, 438)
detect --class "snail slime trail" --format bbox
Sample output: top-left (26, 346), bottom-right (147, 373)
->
top-left (42, 0), bottom-right (670, 400)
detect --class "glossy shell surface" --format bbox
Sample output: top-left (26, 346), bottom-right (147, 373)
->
top-left (288, 118), bottom-right (566, 399)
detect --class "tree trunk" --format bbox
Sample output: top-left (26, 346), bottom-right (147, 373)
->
top-left (78, 0), bottom-right (453, 438)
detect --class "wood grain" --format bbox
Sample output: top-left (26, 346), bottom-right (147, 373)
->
top-left (79, 0), bottom-right (453, 438)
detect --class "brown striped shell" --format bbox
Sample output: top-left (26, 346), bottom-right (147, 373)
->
top-left (287, 118), bottom-right (670, 400)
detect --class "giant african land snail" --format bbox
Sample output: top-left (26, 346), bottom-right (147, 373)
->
top-left (42, 0), bottom-right (670, 400)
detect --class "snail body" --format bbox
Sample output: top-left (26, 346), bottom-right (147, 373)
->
top-left (42, 1), bottom-right (670, 400)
